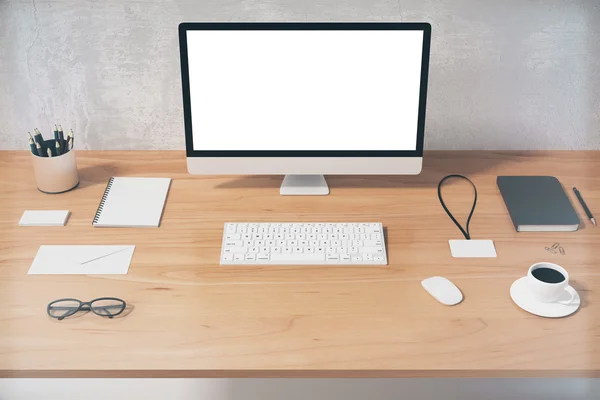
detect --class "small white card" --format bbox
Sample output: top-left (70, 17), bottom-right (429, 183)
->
top-left (449, 240), bottom-right (497, 258)
top-left (19, 210), bottom-right (70, 226)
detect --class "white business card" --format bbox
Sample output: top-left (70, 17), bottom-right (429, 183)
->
top-left (19, 210), bottom-right (70, 226)
top-left (449, 239), bottom-right (497, 258)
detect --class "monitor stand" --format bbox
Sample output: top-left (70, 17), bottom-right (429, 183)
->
top-left (280, 175), bottom-right (330, 196)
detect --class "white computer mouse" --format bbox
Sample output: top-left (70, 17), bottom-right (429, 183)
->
top-left (421, 276), bottom-right (463, 306)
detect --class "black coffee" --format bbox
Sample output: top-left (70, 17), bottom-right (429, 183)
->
top-left (532, 267), bottom-right (565, 284)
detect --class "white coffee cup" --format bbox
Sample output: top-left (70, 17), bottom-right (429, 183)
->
top-left (527, 262), bottom-right (576, 304)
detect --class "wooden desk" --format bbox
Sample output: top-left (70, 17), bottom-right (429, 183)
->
top-left (1, 151), bottom-right (599, 378)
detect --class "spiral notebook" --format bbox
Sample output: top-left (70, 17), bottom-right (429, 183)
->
top-left (93, 177), bottom-right (171, 227)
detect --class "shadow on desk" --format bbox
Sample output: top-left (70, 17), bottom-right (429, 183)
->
top-left (215, 152), bottom-right (508, 189)
top-left (77, 164), bottom-right (121, 189)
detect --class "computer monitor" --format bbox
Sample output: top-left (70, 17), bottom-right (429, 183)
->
top-left (179, 22), bottom-right (431, 195)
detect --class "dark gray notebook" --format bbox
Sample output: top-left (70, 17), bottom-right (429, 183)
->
top-left (497, 176), bottom-right (580, 232)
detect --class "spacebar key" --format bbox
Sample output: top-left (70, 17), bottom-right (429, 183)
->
top-left (270, 254), bottom-right (326, 263)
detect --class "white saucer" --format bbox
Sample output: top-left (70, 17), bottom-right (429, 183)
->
top-left (510, 277), bottom-right (580, 318)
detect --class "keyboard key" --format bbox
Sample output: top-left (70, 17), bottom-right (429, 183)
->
top-left (234, 254), bottom-right (244, 261)
top-left (341, 254), bottom-right (351, 262)
top-left (270, 253), bottom-right (326, 263)
top-left (364, 240), bottom-right (383, 247)
top-left (257, 254), bottom-right (270, 261)
top-left (224, 247), bottom-right (246, 254)
top-left (294, 247), bottom-right (304, 253)
top-left (245, 254), bottom-right (256, 261)
top-left (225, 234), bottom-right (241, 240)
top-left (326, 254), bottom-right (340, 261)
top-left (224, 240), bottom-right (242, 247)
top-left (223, 254), bottom-right (234, 261)
top-left (359, 247), bottom-right (384, 254)
top-left (374, 256), bottom-right (385, 261)
top-left (226, 223), bottom-right (237, 233)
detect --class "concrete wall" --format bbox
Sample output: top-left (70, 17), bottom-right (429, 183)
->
top-left (1, 0), bottom-right (599, 150)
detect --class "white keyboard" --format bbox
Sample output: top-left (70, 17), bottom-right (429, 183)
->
top-left (220, 223), bottom-right (387, 265)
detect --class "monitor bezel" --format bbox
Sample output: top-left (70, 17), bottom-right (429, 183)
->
top-left (179, 22), bottom-right (431, 158)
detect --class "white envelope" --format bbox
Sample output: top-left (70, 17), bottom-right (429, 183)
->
top-left (28, 245), bottom-right (135, 275)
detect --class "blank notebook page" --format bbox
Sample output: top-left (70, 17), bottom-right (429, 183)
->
top-left (93, 177), bottom-right (171, 227)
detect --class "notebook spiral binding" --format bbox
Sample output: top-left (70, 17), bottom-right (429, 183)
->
top-left (92, 177), bottom-right (115, 225)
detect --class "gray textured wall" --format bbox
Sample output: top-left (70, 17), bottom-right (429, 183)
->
top-left (1, 0), bottom-right (599, 151)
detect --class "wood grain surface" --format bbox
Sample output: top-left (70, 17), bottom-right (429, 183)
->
top-left (1, 151), bottom-right (599, 378)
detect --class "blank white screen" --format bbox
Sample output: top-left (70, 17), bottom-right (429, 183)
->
top-left (187, 30), bottom-right (424, 151)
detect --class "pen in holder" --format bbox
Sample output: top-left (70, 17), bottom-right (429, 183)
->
top-left (31, 139), bottom-right (79, 193)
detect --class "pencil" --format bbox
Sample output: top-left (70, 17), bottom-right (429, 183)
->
top-left (573, 187), bottom-right (596, 226)
top-left (46, 147), bottom-right (53, 158)
top-left (35, 142), bottom-right (44, 157)
top-left (33, 128), bottom-right (45, 153)
top-left (58, 125), bottom-right (65, 153)
top-left (55, 139), bottom-right (62, 156)
top-left (28, 133), bottom-right (38, 156)
top-left (67, 136), bottom-right (73, 151)
top-left (53, 124), bottom-right (59, 143)
top-left (68, 129), bottom-right (74, 150)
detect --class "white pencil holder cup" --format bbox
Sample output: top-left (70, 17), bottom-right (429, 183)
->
top-left (31, 143), bottom-right (79, 193)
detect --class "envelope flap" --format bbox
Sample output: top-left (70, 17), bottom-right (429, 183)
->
top-left (68, 246), bottom-right (131, 264)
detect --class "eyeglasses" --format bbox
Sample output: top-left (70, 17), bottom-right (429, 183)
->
top-left (47, 297), bottom-right (126, 320)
